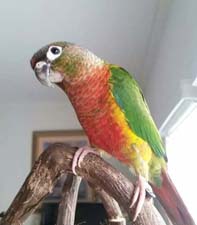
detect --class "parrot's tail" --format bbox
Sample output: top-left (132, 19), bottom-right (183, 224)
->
top-left (152, 170), bottom-right (195, 225)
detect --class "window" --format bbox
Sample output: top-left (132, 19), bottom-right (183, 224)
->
top-left (164, 104), bottom-right (197, 223)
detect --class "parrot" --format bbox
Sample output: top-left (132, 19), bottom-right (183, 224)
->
top-left (31, 41), bottom-right (195, 225)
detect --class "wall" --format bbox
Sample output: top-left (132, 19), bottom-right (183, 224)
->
top-left (0, 0), bottom-right (159, 104)
top-left (144, 0), bottom-right (197, 127)
top-left (0, 101), bottom-right (81, 210)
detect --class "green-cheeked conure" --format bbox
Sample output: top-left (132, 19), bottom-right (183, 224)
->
top-left (31, 42), bottom-right (195, 225)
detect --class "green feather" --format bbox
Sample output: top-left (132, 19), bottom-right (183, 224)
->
top-left (109, 65), bottom-right (167, 161)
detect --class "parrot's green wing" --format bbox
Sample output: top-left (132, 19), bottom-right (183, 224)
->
top-left (109, 65), bottom-right (167, 161)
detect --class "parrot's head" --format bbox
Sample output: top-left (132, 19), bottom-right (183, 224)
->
top-left (31, 41), bottom-right (104, 88)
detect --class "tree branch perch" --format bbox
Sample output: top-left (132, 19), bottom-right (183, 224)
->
top-left (0, 143), bottom-right (166, 225)
top-left (56, 174), bottom-right (81, 225)
top-left (91, 184), bottom-right (126, 225)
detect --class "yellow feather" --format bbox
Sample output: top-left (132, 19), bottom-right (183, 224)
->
top-left (108, 91), bottom-right (152, 174)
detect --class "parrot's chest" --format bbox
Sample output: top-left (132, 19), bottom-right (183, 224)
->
top-left (67, 82), bottom-right (132, 162)
top-left (78, 103), bottom-right (129, 161)
top-left (65, 67), bottom-right (140, 163)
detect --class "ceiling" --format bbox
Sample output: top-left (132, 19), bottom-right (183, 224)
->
top-left (0, 0), bottom-right (158, 103)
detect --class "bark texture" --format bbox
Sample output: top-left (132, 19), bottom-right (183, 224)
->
top-left (56, 174), bottom-right (81, 225)
top-left (0, 143), bottom-right (166, 225)
top-left (92, 185), bottom-right (126, 225)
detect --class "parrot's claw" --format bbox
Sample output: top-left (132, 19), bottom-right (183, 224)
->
top-left (72, 146), bottom-right (98, 175)
top-left (130, 175), bottom-right (155, 221)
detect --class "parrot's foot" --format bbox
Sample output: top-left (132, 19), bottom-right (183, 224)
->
top-left (130, 175), bottom-right (155, 221)
top-left (72, 146), bottom-right (98, 175)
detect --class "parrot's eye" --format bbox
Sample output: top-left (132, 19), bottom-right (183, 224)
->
top-left (47, 45), bottom-right (63, 61)
top-left (51, 47), bottom-right (60, 55)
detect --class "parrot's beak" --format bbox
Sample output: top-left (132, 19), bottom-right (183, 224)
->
top-left (33, 61), bottom-right (64, 88)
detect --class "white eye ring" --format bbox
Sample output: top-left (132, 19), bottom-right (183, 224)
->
top-left (47, 45), bottom-right (63, 61)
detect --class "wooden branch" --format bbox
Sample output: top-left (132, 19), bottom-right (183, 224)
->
top-left (57, 173), bottom-right (125, 225)
top-left (91, 184), bottom-right (126, 225)
top-left (57, 175), bottom-right (126, 225)
top-left (56, 174), bottom-right (81, 225)
top-left (0, 143), bottom-right (166, 225)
